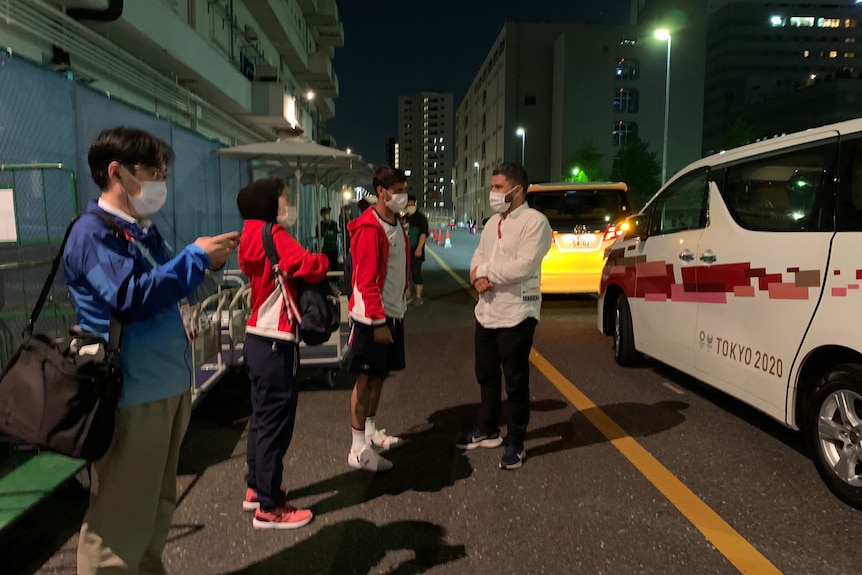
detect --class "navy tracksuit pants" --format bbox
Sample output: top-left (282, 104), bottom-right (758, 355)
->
top-left (244, 334), bottom-right (299, 512)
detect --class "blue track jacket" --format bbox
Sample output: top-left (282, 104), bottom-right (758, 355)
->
top-left (63, 201), bottom-right (211, 408)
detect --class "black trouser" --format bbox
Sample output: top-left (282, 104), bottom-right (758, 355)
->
top-left (410, 255), bottom-right (424, 285)
top-left (323, 249), bottom-right (339, 271)
top-left (474, 317), bottom-right (538, 448)
top-left (244, 334), bottom-right (299, 512)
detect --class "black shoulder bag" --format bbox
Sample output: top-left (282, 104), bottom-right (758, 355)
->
top-left (0, 212), bottom-right (124, 461)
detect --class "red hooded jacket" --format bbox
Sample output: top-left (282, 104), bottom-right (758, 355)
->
top-left (239, 220), bottom-right (329, 341)
top-left (346, 207), bottom-right (410, 325)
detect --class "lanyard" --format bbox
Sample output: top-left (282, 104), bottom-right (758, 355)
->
top-left (132, 238), bottom-right (160, 269)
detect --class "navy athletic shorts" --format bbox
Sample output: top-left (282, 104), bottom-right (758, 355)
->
top-left (346, 316), bottom-right (405, 375)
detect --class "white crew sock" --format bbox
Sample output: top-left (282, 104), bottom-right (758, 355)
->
top-left (351, 427), bottom-right (366, 453)
top-left (365, 416), bottom-right (377, 440)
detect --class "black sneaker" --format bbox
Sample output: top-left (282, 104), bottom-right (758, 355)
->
top-left (456, 429), bottom-right (503, 450)
top-left (500, 443), bottom-right (525, 470)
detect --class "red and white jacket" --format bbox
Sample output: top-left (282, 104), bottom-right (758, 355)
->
top-left (346, 207), bottom-right (410, 325)
top-left (239, 220), bottom-right (329, 341)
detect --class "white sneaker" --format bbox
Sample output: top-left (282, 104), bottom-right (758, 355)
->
top-left (348, 444), bottom-right (393, 472)
top-left (367, 428), bottom-right (404, 451)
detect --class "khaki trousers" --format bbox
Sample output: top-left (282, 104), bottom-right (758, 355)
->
top-left (77, 392), bottom-right (191, 575)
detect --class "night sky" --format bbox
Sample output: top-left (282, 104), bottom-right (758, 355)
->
top-left (327, 0), bottom-right (632, 166)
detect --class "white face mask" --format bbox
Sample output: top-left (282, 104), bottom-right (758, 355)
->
top-left (277, 205), bottom-right (297, 228)
top-left (124, 171), bottom-right (168, 217)
top-left (405, 205), bottom-right (417, 216)
top-left (489, 186), bottom-right (517, 213)
top-left (386, 192), bottom-right (408, 214)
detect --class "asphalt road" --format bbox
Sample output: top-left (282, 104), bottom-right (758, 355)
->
top-left (4, 227), bottom-right (862, 575)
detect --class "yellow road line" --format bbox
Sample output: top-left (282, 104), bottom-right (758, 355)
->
top-left (429, 245), bottom-right (782, 575)
top-left (425, 246), bottom-right (474, 292)
top-left (663, 382), bottom-right (686, 395)
top-left (530, 351), bottom-right (782, 575)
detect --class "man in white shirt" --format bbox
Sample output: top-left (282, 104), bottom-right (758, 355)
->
top-left (457, 162), bottom-right (551, 470)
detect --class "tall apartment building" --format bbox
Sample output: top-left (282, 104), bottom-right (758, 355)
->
top-left (704, 0), bottom-right (862, 152)
top-left (397, 92), bottom-right (454, 209)
top-left (454, 19), bottom-right (704, 222)
top-left (0, 0), bottom-right (343, 145)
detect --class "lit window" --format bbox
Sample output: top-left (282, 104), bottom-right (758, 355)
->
top-left (613, 88), bottom-right (639, 113)
top-left (770, 15), bottom-right (786, 27)
top-left (845, 52), bottom-right (856, 58)
top-left (847, 18), bottom-right (857, 28)
top-left (818, 18), bottom-right (841, 28)
top-left (847, 37), bottom-right (857, 43)
top-left (830, 50), bottom-right (838, 58)
top-left (804, 50), bottom-right (810, 57)
top-left (612, 121), bottom-right (637, 147)
top-left (790, 17), bottom-right (815, 27)
top-left (614, 58), bottom-right (640, 80)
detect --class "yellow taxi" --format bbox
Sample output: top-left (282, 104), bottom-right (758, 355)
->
top-left (526, 181), bottom-right (630, 294)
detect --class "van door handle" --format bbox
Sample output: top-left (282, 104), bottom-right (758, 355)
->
top-left (679, 250), bottom-right (694, 262)
top-left (700, 250), bottom-right (717, 264)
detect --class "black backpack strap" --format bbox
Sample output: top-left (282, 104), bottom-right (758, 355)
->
top-left (27, 216), bottom-right (81, 336)
top-left (27, 211), bottom-right (126, 347)
top-left (261, 222), bottom-right (279, 271)
top-left (260, 222), bottom-right (302, 324)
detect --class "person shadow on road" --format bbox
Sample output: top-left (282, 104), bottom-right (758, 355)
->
top-left (287, 398), bottom-right (688, 517)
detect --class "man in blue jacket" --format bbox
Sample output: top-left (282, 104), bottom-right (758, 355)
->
top-left (63, 127), bottom-right (238, 575)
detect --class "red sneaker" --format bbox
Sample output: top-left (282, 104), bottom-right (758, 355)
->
top-left (243, 484), bottom-right (288, 511)
top-left (253, 503), bottom-right (313, 530)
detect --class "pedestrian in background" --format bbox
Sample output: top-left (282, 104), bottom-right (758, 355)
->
top-left (318, 206), bottom-right (340, 270)
top-left (345, 166), bottom-right (411, 471)
top-left (237, 178), bottom-right (329, 529)
top-left (64, 127), bottom-right (238, 574)
top-left (457, 162), bottom-right (551, 470)
top-left (404, 194), bottom-right (429, 306)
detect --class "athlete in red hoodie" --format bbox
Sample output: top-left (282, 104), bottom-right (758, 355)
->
top-left (237, 179), bottom-right (328, 529)
top-left (345, 166), bottom-right (411, 471)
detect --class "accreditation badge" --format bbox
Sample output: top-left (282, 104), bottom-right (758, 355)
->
top-left (521, 274), bottom-right (541, 302)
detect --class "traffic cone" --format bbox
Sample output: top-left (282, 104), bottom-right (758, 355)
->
top-left (444, 229), bottom-right (452, 249)
top-left (436, 229), bottom-right (443, 244)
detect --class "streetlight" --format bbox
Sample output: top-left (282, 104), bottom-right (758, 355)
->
top-left (655, 29), bottom-right (672, 184)
top-left (516, 127), bottom-right (526, 166)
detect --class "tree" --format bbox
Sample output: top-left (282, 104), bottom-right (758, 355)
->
top-left (562, 140), bottom-right (606, 182)
top-left (610, 133), bottom-right (661, 210)
top-left (720, 117), bottom-right (754, 151)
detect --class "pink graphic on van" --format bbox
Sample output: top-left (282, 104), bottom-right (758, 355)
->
top-left (601, 250), bottom-right (825, 303)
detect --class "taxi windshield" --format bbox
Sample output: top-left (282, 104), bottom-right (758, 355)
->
top-left (527, 189), bottom-right (626, 231)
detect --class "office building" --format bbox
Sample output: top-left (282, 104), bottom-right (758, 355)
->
top-left (704, 0), bottom-right (862, 152)
top-left (454, 19), bottom-right (704, 222)
top-left (397, 92), bottom-right (454, 209)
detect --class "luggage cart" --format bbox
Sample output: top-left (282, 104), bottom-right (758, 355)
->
top-left (191, 290), bottom-right (229, 400)
top-left (298, 271), bottom-right (349, 387)
top-left (219, 271), bottom-right (250, 364)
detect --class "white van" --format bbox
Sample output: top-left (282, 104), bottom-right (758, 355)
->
top-left (597, 118), bottom-right (862, 509)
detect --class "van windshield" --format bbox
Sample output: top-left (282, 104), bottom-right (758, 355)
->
top-left (527, 189), bottom-right (626, 231)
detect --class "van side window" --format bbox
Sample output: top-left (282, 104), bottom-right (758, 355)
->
top-left (645, 169), bottom-right (708, 237)
top-left (723, 142), bottom-right (837, 232)
top-left (835, 137), bottom-right (862, 231)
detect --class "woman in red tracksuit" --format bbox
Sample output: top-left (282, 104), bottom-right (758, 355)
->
top-left (236, 178), bottom-right (329, 530)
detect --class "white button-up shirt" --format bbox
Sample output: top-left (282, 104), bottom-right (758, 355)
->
top-left (471, 203), bottom-right (552, 328)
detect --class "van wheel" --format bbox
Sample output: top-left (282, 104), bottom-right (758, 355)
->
top-left (612, 295), bottom-right (641, 367)
top-left (805, 364), bottom-right (862, 510)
